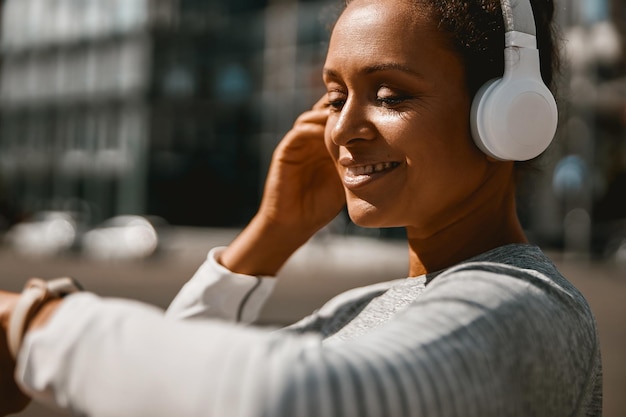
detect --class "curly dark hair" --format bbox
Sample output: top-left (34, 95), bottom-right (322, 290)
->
top-left (424, 0), bottom-right (559, 97)
top-left (341, 0), bottom-right (560, 99)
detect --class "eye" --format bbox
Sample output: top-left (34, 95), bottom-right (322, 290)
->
top-left (326, 90), bottom-right (347, 112)
top-left (376, 86), bottom-right (411, 108)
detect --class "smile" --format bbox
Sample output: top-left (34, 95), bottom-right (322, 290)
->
top-left (346, 162), bottom-right (399, 176)
top-left (342, 161), bottom-right (400, 188)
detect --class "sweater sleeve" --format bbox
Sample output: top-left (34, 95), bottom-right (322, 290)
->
top-left (14, 264), bottom-right (601, 417)
top-left (165, 247), bottom-right (276, 323)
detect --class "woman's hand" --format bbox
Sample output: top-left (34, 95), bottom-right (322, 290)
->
top-left (259, 96), bottom-right (345, 234)
top-left (0, 290), bottom-right (31, 416)
top-left (220, 97), bottom-right (346, 276)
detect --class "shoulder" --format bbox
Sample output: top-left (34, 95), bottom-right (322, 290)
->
top-left (412, 244), bottom-right (601, 412)
top-left (427, 244), bottom-right (591, 315)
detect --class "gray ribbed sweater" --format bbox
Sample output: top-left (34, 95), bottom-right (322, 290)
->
top-left (17, 244), bottom-right (602, 417)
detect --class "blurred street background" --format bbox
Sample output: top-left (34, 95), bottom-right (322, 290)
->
top-left (0, 0), bottom-right (624, 416)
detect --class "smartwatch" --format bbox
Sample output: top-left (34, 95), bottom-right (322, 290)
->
top-left (8, 277), bottom-right (83, 359)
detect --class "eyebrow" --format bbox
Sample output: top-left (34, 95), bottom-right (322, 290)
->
top-left (323, 62), bottom-right (424, 79)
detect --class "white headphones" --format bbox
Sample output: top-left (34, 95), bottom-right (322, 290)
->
top-left (470, 0), bottom-right (558, 161)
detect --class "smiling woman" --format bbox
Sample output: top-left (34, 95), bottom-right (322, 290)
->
top-left (322, 0), bottom-right (496, 254)
top-left (0, 0), bottom-right (602, 416)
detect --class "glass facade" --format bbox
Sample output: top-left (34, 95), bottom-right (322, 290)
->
top-left (0, 0), bottom-right (333, 228)
top-left (0, 0), bottom-right (624, 252)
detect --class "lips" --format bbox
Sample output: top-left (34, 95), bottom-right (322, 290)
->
top-left (342, 161), bottom-right (400, 188)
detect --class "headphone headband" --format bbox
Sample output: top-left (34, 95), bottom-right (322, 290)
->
top-left (501, 0), bottom-right (536, 38)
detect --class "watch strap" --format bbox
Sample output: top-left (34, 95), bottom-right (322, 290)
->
top-left (8, 277), bottom-right (82, 359)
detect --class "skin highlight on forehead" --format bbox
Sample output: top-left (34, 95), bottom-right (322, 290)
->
top-left (344, 0), bottom-right (432, 21)
top-left (332, 0), bottom-right (457, 70)
top-left (325, 0), bottom-right (467, 96)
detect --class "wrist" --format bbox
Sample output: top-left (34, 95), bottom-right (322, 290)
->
top-left (220, 214), bottom-right (314, 276)
top-left (26, 298), bottom-right (63, 333)
top-left (7, 277), bottom-right (82, 359)
top-left (0, 291), bottom-right (19, 339)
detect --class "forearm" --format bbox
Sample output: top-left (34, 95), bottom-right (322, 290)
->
top-left (220, 97), bottom-right (343, 277)
top-left (15, 293), bottom-right (293, 417)
top-left (26, 299), bottom-right (63, 333)
top-left (0, 289), bottom-right (64, 417)
top-left (0, 291), bottom-right (31, 416)
top-left (219, 213), bottom-right (314, 276)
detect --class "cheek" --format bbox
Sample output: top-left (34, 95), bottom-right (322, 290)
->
top-left (407, 106), bottom-right (474, 164)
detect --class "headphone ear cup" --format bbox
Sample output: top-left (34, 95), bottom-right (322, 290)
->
top-left (470, 78), bottom-right (502, 158)
top-left (471, 66), bottom-right (558, 161)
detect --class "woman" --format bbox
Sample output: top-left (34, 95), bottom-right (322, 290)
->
top-left (0, 0), bottom-right (602, 415)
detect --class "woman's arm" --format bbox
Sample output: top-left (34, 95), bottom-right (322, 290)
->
top-left (220, 97), bottom-right (345, 276)
top-left (0, 290), bottom-right (31, 416)
top-left (12, 265), bottom-right (599, 417)
top-left (166, 98), bottom-right (344, 322)
top-left (0, 97), bottom-right (344, 415)
top-left (165, 247), bottom-right (276, 322)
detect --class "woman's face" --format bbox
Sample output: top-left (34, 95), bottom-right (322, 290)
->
top-left (323, 0), bottom-right (493, 237)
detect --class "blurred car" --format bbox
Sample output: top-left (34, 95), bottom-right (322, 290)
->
top-left (4, 210), bottom-right (81, 257)
top-left (81, 215), bottom-right (168, 261)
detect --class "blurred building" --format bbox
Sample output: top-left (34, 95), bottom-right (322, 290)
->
top-left (0, 0), bottom-right (332, 229)
top-left (0, 0), bottom-right (624, 256)
top-left (550, 0), bottom-right (626, 258)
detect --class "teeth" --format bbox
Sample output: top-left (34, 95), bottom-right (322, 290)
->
top-left (349, 162), bottom-right (397, 176)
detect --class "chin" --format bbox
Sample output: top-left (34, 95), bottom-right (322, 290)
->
top-left (347, 200), bottom-right (396, 229)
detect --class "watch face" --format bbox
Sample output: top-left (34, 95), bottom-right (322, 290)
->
top-left (47, 277), bottom-right (84, 297)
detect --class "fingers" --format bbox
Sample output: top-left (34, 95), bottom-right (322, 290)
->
top-left (294, 96), bottom-right (330, 126)
top-left (312, 94), bottom-right (329, 110)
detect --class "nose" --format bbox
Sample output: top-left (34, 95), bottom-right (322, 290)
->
top-left (329, 96), bottom-right (376, 146)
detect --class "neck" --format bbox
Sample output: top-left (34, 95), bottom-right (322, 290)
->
top-left (406, 165), bottom-right (528, 276)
